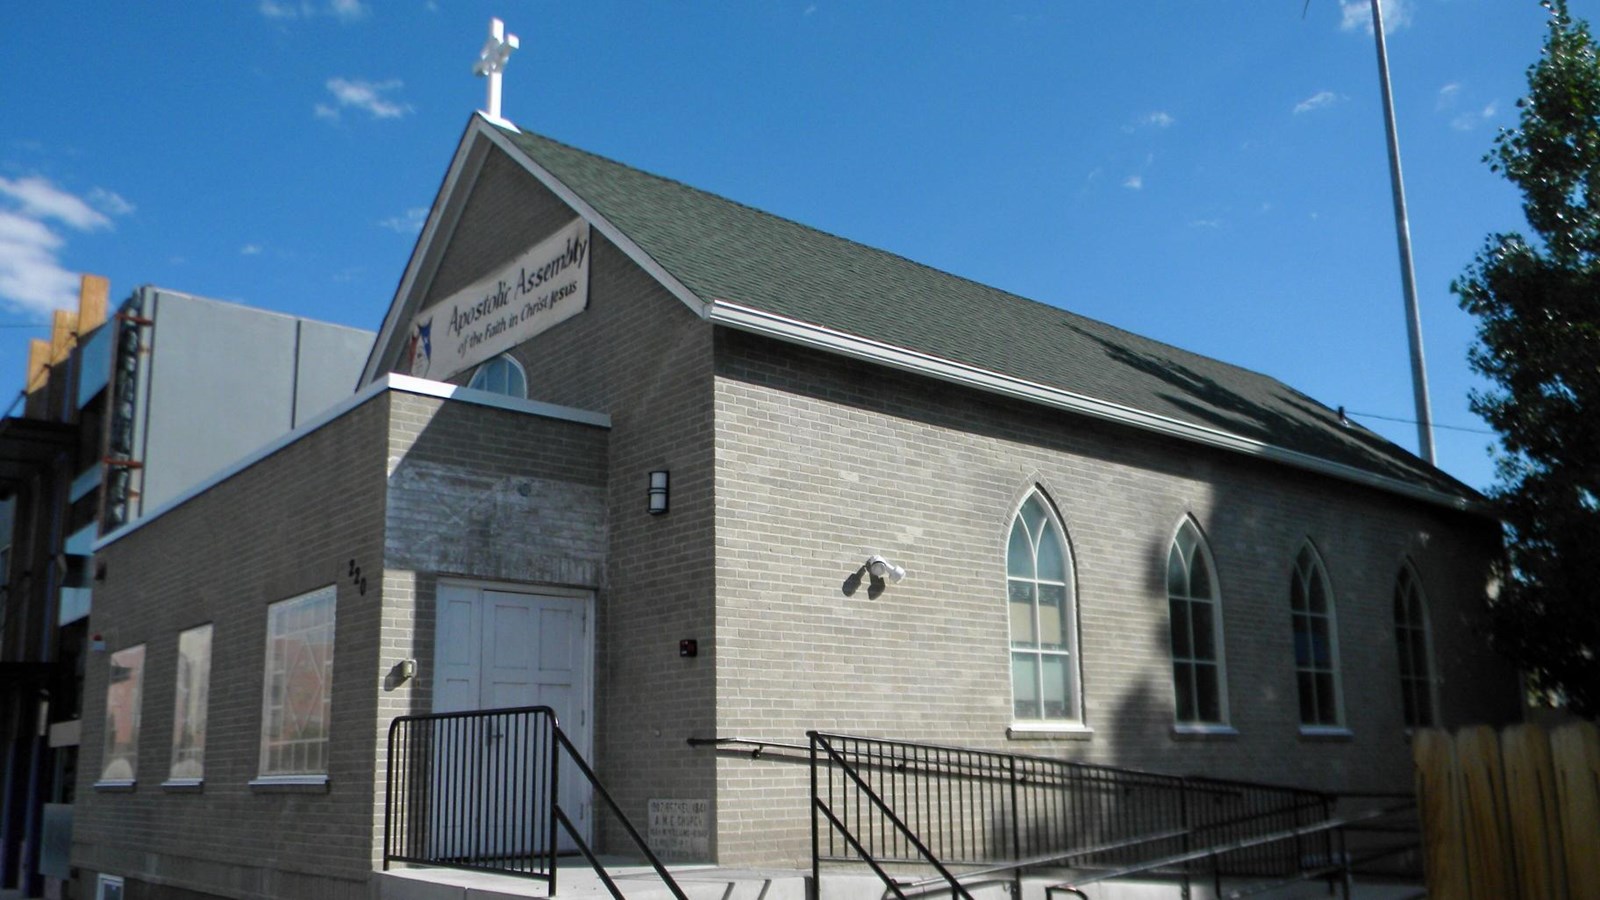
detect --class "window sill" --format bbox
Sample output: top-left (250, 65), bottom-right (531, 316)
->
top-left (1007, 723), bottom-right (1094, 741)
top-left (92, 779), bottom-right (136, 793)
top-left (1171, 724), bottom-right (1239, 741)
top-left (1298, 726), bottom-right (1354, 742)
top-left (249, 774), bottom-right (330, 793)
top-left (161, 778), bottom-right (204, 793)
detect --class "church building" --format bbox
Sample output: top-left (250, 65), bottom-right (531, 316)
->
top-left (69, 113), bottom-right (1519, 900)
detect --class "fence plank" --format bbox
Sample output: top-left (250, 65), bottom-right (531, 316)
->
top-left (1551, 722), bottom-right (1600, 900)
top-left (1414, 728), bottom-right (1469, 900)
top-left (1501, 724), bottom-right (1565, 900)
top-left (1456, 725), bottom-right (1518, 900)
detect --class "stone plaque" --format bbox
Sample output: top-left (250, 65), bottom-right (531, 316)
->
top-left (647, 798), bottom-right (710, 861)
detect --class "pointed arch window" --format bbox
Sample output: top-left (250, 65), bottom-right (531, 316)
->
top-left (467, 354), bottom-right (528, 398)
top-left (1393, 564), bottom-right (1437, 728)
top-left (1007, 491), bottom-right (1081, 723)
top-left (1169, 519), bottom-right (1228, 725)
top-left (1290, 544), bottom-right (1344, 728)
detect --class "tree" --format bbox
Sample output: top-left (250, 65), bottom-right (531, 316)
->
top-left (1454, 0), bottom-right (1600, 718)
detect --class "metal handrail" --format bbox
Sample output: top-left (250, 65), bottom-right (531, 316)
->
top-left (1045, 803), bottom-right (1416, 900)
top-left (811, 732), bottom-right (976, 900)
top-left (550, 724), bottom-right (690, 900)
top-left (384, 705), bottom-right (689, 900)
top-left (808, 731), bottom-right (1340, 900)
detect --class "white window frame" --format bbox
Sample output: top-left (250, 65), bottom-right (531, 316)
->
top-left (467, 353), bottom-right (528, 399)
top-left (95, 874), bottom-right (125, 900)
top-left (1290, 543), bottom-right (1345, 731)
top-left (167, 623), bottom-right (213, 785)
top-left (1168, 517), bottom-right (1231, 730)
top-left (1393, 562), bottom-right (1438, 729)
top-left (257, 586), bottom-right (336, 782)
top-left (97, 644), bottom-right (145, 786)
top-left (1006, 490), bottom-right (1086, 730)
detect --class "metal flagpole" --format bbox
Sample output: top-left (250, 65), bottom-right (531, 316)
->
top-left (1369, 0), bottom-right (1436, 464)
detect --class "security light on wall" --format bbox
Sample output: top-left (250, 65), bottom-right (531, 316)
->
top-left (648, 470), bottom-right (669, 515)
top-left (866, 555), bottom-right (906, 585)
top-left (842, 555), bottom-right (908, 599)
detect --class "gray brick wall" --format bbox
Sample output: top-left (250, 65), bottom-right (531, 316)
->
top-left (708, 329), bottom-right (1517, 866)
top-left (377, 389), bottom-right (609, 777)
top-left (73, 385), bottom-right (614, 898)
top-left (391, 149), bottom-right (720, 859)
top-left (74, 392), bottom-right (391, 900)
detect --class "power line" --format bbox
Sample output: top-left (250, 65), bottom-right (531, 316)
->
top-left (1345, 410), bottom-right (1495, 435)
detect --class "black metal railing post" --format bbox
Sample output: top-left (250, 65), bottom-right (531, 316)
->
top-left (547, 714), bottom-right (560, 897)
top-left (1179, 778), bottom-right (1193, 900)
top-left (810, 734), bottom-right (821, 900)
top-left (383, 705), bottom-right (691, 900)
top-left (1009, 754), bottom-right (1021, 864)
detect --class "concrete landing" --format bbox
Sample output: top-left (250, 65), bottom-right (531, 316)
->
top-left (375, 863), bottom-right (1421, 900)
top-left (373, 859), bottom-right (809, 900)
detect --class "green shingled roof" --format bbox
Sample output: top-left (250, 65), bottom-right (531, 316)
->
top-left (498, 125), bottom-right (1474, 503)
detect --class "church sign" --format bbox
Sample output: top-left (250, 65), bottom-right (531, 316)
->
top-left (405, 218), bottom-right (591, 382)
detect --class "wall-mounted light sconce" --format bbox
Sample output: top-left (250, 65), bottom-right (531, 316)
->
top-left (648, 470), bottom-right (669, 515)
top-left (384, 658), bottom-right (418, 692)
top-left (843, 554), bottom-right (908, 600)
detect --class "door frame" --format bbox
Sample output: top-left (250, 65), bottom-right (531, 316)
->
top-left (431, 578), bottom-right (597, 844)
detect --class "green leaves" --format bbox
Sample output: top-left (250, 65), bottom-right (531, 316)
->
top-left (1455, 0), bottom-right (1600, 718)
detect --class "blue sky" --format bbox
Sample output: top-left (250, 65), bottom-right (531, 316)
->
top-left (0, 0), bottom-right (1578, 491)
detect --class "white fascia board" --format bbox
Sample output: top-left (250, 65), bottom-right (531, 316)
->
top-left (383, 373), bottom-right (611, 427)
top-left (474, 120), bottom-right (709, 320)
top-left (707, 299), bottom-right (1480, 514)
top-left (360, 119), bottom-right (488, 385)
top-left (94, 373), bottom-right (609, 551)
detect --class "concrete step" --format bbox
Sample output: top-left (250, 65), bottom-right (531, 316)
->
top-left (374, 861), bottom-right (808, 900)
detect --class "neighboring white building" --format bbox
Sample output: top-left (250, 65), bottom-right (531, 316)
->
top-left (0, 282), bottom-right (371, 899)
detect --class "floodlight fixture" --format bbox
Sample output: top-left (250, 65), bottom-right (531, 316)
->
top-left (866, 555), bottom-right (906, 585)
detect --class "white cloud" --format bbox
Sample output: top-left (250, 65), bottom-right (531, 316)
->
top-left (259, 0), bottom-right (299, 19)
top-left (90, 188), bottom-right (135, 217)
top-left (0, 211), bottom-right (75, 312)
top-left (0, 175), bottom-right (113, 230)
top-left (1340, 0), bottom-right (1411, 35)
top-left (0, 175), bottom-right (131, 314)
top-left (328, 0), bottom-right (368, 22)
top-left (1123, 111), bottom-right (1175, 133)
top-left (1437, 82), bottom-right (1461, 109)
top-left (260, 0), bottom-right (369, 21)
top-left (1294, 91), bottom-right (1339, 115)
top-left (1452, 102), bottom-right (1498, 131)
top-left (1122, 175), bottom-right (1143, 190)
top-left (1189, 218), bottom-right (1222, 229)
top-left (380, 207), bottom-right (429, 234)
top-left (317, 78), bottom-right (411, 121)
top-left (241, 244), bottom-right (263, 255)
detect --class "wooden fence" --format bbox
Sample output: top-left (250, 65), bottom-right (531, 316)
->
top-left (1414, 721), bottom-right (1600, 900)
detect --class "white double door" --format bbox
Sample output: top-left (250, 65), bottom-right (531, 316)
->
top-left (432, 582), bottom-right (593, 856)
